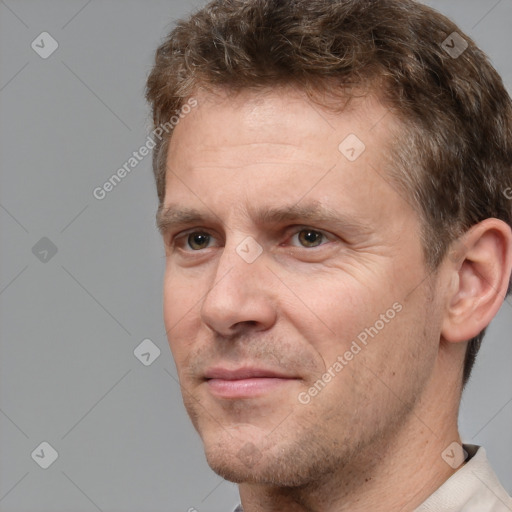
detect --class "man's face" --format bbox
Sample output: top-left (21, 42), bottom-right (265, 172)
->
top-left (160, 87), bottom-right (443, 485)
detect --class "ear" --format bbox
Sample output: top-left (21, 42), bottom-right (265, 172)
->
top-left (441, 218), bottom-right (512, 343)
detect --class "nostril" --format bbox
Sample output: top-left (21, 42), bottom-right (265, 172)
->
top-left (233, 320), bottom-right (260, 331)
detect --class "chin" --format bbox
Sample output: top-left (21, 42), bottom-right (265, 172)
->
top-left (202, 434), bottom-right (334, 487)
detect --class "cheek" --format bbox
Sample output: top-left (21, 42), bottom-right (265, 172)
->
top-left (284, 273), bottom-right (394, 358)
top-left (163, 268), bottom-right (203, 360)
top-left (163, 271), bottom-right (180, 328)
top-left (163, 263), bottom-right (203, 320)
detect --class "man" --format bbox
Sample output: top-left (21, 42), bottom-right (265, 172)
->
top-left (146, 0), bottom-right (512, 510)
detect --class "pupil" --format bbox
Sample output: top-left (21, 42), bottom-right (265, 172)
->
top-left (189, 233), bottom-right (209, 249)
top-left (301, 230), bottom-right (321, 246)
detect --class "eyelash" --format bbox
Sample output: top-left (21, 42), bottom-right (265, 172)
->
top-left (169, 227), bottom-right (332, 252)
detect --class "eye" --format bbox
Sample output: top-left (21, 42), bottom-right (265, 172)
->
top-left (290, 228), bottom-right (328, 248)
top-left (185, 232), bottom-right (213, 250)
top-left (170, 231), bottom-right (215, 251)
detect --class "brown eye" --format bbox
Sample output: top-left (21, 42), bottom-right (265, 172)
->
top-left (297, 229), bottom-right (325, 247)
top-left (187, 232), bottom-right (211, 250)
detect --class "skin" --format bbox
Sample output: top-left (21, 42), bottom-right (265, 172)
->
top-left (158, 86), bottom-right (512, 512)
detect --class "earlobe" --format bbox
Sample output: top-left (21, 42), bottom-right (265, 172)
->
top-left (441, 219), bottom-right (512, 344)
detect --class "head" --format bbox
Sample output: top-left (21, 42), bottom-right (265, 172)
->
top-left (146, 0), bottom-right (512, 488)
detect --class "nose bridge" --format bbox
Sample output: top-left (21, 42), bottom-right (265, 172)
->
top-left (200, 234), bottom-right (275, 334)
top-left (206, 234), bottom-right (263, 303)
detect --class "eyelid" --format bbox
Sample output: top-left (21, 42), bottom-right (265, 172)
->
top-left (288, 225), bottom-right (332, 235)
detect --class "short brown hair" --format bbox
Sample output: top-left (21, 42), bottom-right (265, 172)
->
top-left (145, 0), bottom-right (512, 387)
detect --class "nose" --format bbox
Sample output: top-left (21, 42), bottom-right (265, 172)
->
top-left (200, 241), bottom-right (277, 337)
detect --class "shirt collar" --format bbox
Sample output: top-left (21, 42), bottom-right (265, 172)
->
top-left (414, 444), bottom-right (512, 511)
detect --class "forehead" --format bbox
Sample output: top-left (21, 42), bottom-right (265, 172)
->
top-left (168, 86), bottom-right (394, 161)
top-left (161, 86), bottom-right (412, 232)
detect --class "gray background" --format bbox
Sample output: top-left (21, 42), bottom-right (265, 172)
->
top-left (0, 1), bottom-right (511, 511)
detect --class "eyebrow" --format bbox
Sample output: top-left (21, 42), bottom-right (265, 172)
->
top-left (156, 201), bottom-right (372, 236)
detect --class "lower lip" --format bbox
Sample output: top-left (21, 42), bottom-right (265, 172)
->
top-left (206, 377), bottom-right (296, 398)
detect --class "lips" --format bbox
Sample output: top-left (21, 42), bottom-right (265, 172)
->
top-left (204, 367), bottom-right (299, 398)
top-left (204, 367), bottom-right (294, 380)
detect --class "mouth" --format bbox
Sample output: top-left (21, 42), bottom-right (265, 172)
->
top-left (204, 367), bottom-right (300, 399)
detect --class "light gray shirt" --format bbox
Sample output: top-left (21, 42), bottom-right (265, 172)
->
top-left (414, 444), bottom-right (512, 511)
top-left (232, 444), bottom-right (512, 512)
